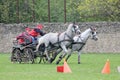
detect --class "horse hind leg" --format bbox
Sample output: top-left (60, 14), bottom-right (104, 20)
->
top-left (50, 49), bottom-right (62, 63)
top-left (44, 50), bottom-right (49, 62)
top-left (35, 39), bottom-right (44, 52)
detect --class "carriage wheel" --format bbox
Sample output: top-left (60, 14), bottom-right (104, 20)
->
top-left (23, 48), bottom-right (34, 64)
top-left (11, 48), bottom-right (22, 63)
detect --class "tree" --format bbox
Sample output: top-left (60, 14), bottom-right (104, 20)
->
top-left (0, 0), bottom-right (120, 23)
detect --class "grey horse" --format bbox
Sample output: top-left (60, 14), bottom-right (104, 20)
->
top-left (65, 27), bottom-right (98, 64)
top-left (51, 27), bottom-right (98, 64)
top-left (35, 23), bottom-right (80, 63)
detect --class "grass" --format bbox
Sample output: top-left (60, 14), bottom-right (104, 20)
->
top-left (0, 53), bottom-right (120, 80)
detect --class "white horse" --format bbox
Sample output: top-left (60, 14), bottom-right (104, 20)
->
top-left (65, 27), bottom-right (98, 64)
top-left (35, 23), bottom-right (80, 63)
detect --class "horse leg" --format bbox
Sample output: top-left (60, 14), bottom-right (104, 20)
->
top-left (50, 49), bottom-right (62, 63)
top-left (56, 53), bottom-right (67, 64)
top-left (56, 45), bottom-right (68, 64)
top-left (38, 51), bottom-right (44, 63)
top-left (65, 54), bottom-right (71, 62)
top-left (65, 49), bottom-right (72, 62)
top-left (44, 49), bottom-right (51, 63)
top-left (35, 40), bottom-right (43, 52)
top-left (78, 50), bottom-right (81, 64)
top-left (39, 56), bottom-right (43, 63)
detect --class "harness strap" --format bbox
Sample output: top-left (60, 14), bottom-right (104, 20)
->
top-left (57, 33), bottom-right (61, 43)
top-left (65, 33), bottom-right (74, 42)
top-left (72, 42), bottom-right (85, 45)
top-left (78, 44), bottom-right (85, 51)
top-left (57, 33), bottom-right (62, 48)
top-left (73, 35), bottom-right (86, 51)
top-left (57, 32), bottom-right (73, 47)
top-left (72, 42), bottom-right (86, 51)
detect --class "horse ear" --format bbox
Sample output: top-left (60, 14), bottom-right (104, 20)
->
top-left (94, 28), bottom-right (96, 30)
top-left (90, 27), bottom-right (96, 31)
top-left (73, 22), bottom-right (77, 28)
top-left (90, 27), bottom-right (93, 30)
top-left (73, 22), bottom-right (76, 25)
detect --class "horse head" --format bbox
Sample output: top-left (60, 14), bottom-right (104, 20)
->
top-left (90, 27), bottom-right (98, 41)
top-left (66, 23), bottom-right (80, 37)
top-left (73, 27), bottom-right (98, 44)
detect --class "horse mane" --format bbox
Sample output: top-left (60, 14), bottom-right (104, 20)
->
top-left (66, 23), bottom-right (74, 34)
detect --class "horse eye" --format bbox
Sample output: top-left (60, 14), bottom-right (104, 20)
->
top-left (92, 32), bottom-right (94, 34)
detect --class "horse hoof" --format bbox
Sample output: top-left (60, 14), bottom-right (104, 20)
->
top-left (78, 62), bottom-right (80, 64)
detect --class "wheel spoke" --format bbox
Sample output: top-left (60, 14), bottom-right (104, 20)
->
top-left (23, 48), bottom-right (34, 64)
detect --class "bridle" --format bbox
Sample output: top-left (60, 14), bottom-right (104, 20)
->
top-left (90, 27), bottom-right (98, 40)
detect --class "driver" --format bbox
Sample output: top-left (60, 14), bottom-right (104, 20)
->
top-left (26, 24), bottom-right (45, 45)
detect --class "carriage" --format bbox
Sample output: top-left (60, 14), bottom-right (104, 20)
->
top-left (11, 39), bottom-right (61, 64)
top-left (10, 35), bottom-right (58, 64)
top-left (11, 39), bottom-right (35, 63)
